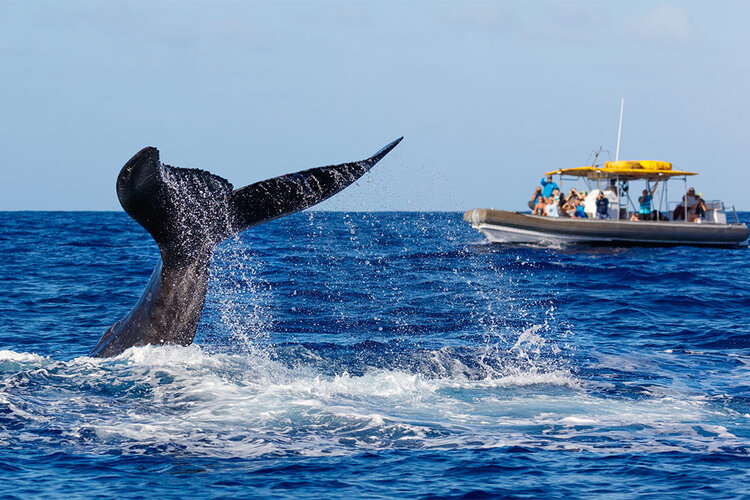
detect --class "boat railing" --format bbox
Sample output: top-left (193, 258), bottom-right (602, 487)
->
top-left (731, 205), bottom-right (740, 224)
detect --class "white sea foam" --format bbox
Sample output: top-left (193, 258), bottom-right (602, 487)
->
top-left (559, 416), bottom-right (598, 425)
top-left (0, 350), bottom-right (47, 363)
top-left (1, 344), bottom-right (747, 458)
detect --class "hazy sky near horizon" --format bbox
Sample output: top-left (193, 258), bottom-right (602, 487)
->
top-left (1, 1), bottom-right (749, 211)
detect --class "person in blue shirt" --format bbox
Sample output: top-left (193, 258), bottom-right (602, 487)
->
top-left (540, 175), bottom-right (559, 199)
top-left (574, 201), bottom-right (587, 218)
top-left (638, 181), bottom-right (659, 220)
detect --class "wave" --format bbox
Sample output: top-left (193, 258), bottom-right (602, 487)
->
top-left (1, 343), bottom-right (747, 459)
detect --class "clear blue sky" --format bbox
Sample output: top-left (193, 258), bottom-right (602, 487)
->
top-left (1, 1), bottom-right (749, 211)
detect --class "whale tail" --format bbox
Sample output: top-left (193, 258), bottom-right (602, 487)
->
top-left (229, 137), bottom-right (402, 233)
top-left (92, 138), bottom-right (402, 357)
top-left (116, 138), bottom-right (403, 265)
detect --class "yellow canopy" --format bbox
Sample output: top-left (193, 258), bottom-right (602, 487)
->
top-left (545, 160), bottom-right (697, 181)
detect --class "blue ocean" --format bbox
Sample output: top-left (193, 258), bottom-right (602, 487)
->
top-left (1, 211), bottom-right (749, 498)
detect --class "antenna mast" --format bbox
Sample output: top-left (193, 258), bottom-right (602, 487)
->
top-left (591, 147), bottom-right (601, 166)
top-left (615, 98), bottom-right (624, 162)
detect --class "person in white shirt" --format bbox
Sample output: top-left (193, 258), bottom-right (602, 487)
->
top-left (545, 196), bottom-right (559, 217)
top-left (673, 187), bottom-right (699, 220)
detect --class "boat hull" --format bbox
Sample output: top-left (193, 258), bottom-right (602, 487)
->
top-left (464, 209), bottom-right (749, 247)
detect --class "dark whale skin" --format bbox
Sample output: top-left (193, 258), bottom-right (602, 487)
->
top-left (90, 138), bottom-right (402, 357)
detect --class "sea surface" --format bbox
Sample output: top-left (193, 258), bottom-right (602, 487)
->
top-left (1, 211), bottom-right (749, 498)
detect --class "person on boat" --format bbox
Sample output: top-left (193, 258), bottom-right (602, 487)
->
top-left (565, 188), bottom-right (582, 204)
top-left (538, 200), bottom-right (548, 217)
top-left (573, 198), bottom-right (587, 218)
top-left (540, 187), bottom-right (563, 216)
top-left (529, 186), bottom-right (545, 210)
top-left (595, 192), bottom-right (610, 219)
top-left (583, 190), bottom-right (605, 218)
top-left (637, 182), bottom-right (659, 221)
top-left (559, 205), bottom-right (571, 217)
top-left (672, 187), bottom-right (698, 220)
top-left (532, 197), bottom-right (547, 215)
top-left (562, 196), bottom-right (579, 217)
top-left (540, 175), bottom-right (559, 199)
top-left (545, 196), bottom-right (559, 217)
top-left (550, 187), bottom-right (562, 204)
top-left (531, 187), bottom-right (547, 215)
top-left (560, 188), bottom-right (582, 217)
top-left (690, 193), bottom-right (707, 223)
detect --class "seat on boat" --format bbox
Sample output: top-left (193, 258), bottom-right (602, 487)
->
top-left (703, 201), bottom-right (726, 223)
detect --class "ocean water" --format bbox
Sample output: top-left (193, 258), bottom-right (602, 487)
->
top-left (1, 210), bottom-right (749, 498)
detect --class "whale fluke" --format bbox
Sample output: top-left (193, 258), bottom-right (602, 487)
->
top-left (230, 137), bottom-right (402, 233)
top-left (90, 138), bottom-right (402, 357)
